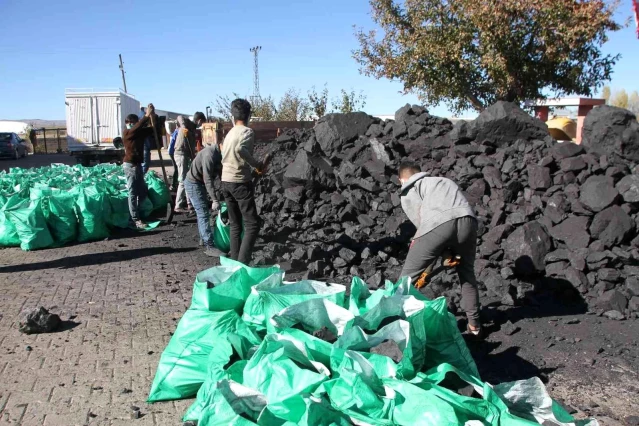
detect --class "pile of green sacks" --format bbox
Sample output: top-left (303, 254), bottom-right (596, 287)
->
top-left (0, 163), bottom-right (169, 250)
top-left (148, 258), bottom-right (598, 426)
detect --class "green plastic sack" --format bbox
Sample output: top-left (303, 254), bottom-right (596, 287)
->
top-left (191, 259), bottom-right (282, 312)
top-left (46, 192), bottom-right (78, 244)
top-left (146, 172), bottom-right (170, 211)
top-left (0, 194), bottom-right (21, 247)
top-left (233, 334), bottom-right (332, 422)
top-left (213, 202), bottom-right (244, 253)
top-left (75, 185), bottom-right (110, 242)
top-left (140, 196), bottom-right (153, 219)
top-left (257, 396), bottom-right (353, 426)
top-left (198, 380), bottom-right (262, 426)
top-left (334, 320), bottom-right (416, 380)
top-left (271, 298), bottom-right (355, 337)
top-left (106, 191), bottom-right (131, 229)
top-left (349, 276), bottom-right (478, 378)
top-left (184, 333), bottom-right (258, 422)
top-left (6, 199), bottom-right (54, 251)
top-left (242, 280), bottom-right (347, 332)
top-left (148, 309), bottom-right (258, 402)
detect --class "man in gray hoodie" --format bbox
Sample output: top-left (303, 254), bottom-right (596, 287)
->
top-left (398, 160), bottom-right (482, 336)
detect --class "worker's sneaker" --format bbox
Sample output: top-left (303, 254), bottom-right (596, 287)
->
top-left (466, 324), bottom-right (484, 339)
top-left (174, 207), bottom-right (188, 214)
top-left (204, 247), bottom-right (225, 257)
top-left (133, 220), bottom-right (147, 230)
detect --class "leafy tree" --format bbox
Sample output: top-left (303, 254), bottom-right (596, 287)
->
top-left (332, 89), bottom-right (367, 114)
top-left (251, 96), bottom-right (278, 121)
top-left (354, 0), bottom-right (621, 114)
top-left (213, 93), bottom-right (277, 121)
top-left (628, 91), bottom-right (639, 115)
top-left (609, 89), bottom-right (629, 109)
top-left (213, 93), bottom-right (241, 121)
top-left (601, 86), bottom-right (612, 103)
top-left (276, 88), bottom-right (310, 121)
top-left (308, 85), bottom-right (330, 119)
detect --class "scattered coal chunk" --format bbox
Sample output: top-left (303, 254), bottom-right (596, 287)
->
top-left (312, 326), bottom-right (337, 343)
top-left (370, 339), bottom-right (403, 363)
top-left (19, 307), bottom-right (61, 334)
top-left (501, 320), bottom-right (521, 336)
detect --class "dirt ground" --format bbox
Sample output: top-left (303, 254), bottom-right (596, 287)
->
top-left (0, 154), bottom-right (638, 425)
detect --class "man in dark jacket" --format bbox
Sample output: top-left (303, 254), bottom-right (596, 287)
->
top-left (123, 105), bottom-right (156, 229)
top-left (398, 160), bottom-right (482, 336)
top-left (184, 142), bottom-right (224, 257)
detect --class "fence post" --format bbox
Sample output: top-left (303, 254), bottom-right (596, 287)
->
top-left (42, 128), bottom-right (47, 154)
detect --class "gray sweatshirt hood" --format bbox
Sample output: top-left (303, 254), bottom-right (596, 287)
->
top-left (401, 172), bottom-right (428, 194)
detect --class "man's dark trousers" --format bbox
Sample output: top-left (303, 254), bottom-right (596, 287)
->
top-left (220, 181), bottom-right (260, 265)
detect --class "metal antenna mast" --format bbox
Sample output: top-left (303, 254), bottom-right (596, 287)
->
top-left (250, 46), bottom-right (262, 102)
top-left (119, 54), bottom-right (128, 93)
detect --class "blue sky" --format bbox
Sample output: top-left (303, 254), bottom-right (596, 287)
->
top-left (0, 0), bottom-right (637, 120)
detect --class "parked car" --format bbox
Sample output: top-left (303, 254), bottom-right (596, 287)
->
top-left (0, 132), bottom-right (29, 159)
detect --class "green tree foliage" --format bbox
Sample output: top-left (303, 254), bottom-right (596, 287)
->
top-left (354, 0), bottom-right (621, 114)
top-left (251, 96), bottom-right (278, 121)
top-left (331, 89), bottom-right (367, 114)
top-left (276, 88), bottom-right (311, 121)
top-left (601, 86), bottom-right (612, 103)
top-left (628, 91), bottom-right (639, 115)
top-left (609, 89), bottom-right (629, 109)
top-left (308, 85), bottom-right (330, 119)
top-left (213, 93), bottom-right (241, 121)
top-left (213, 86), bottom-right (368, 121)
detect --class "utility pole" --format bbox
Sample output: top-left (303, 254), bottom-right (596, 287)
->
top-left (119, 54), bottom-right (128, 93)
top-left (249, 46), bottom-right (262, 103)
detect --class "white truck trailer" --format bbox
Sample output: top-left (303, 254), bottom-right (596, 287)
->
top-left (65, 89), bottom-right (140, 165)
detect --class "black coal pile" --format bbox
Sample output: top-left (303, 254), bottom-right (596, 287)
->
top-left (252, 101), bottom-right (639, 319)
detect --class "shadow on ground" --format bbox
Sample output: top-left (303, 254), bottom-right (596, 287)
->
top-left (467, 340), bottom-right (557, 384)
top-left (0, 247), bottom-right (196, 273)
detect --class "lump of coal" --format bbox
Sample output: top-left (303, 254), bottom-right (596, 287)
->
top-left (589, 205), bottom-right (633, 248)
top-left (19, 307), bottom-right (61, 334)
top-left (315, 113), bottom-right (375, 154)
top-left (551, 142), bottom-right (585, 160)
top-left (470, 101), bottom-right (551, 148)
top-left (579, 176), bottom-right (618, 212)
top-left (503, 221), bottom-right (552, 276)
top-left (312, 326), bottom-right (337, 343)
top-left (616, 175), bottom-right (639, 203)
top-left (527, 165), bottom-right (551, 190)
top-left (549, 216), bottom-right (590, 249)
top-left (581, 105), bottom-right (639, 162)
top-left (370, 339), bottom-right (403, 363)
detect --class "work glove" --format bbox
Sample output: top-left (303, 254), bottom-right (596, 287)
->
top-left (211, 200), bottom-right (220, 213)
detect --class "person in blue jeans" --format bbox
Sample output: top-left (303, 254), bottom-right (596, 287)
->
top-left (122, 106), bottom-right (156, 229)
top-left (184, 142), bottom-right (225, 257)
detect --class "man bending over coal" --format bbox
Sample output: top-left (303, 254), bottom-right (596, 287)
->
top-left (398, 160), bottom-right (482, 336)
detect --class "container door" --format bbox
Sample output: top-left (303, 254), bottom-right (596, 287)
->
top-left (67, 96), bottom-right (93, 148)
top-left (94, 96), bottom-right (119, 145)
